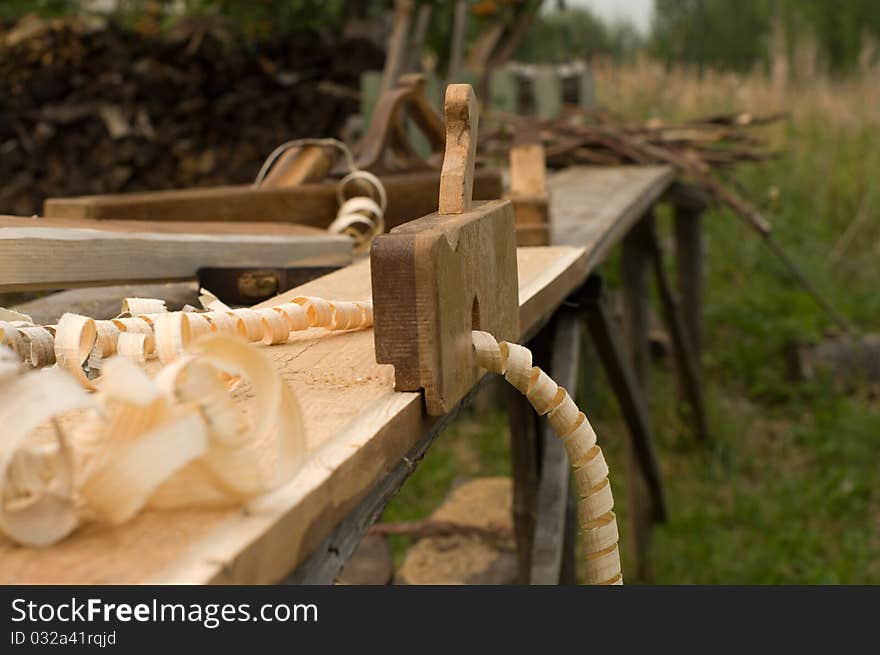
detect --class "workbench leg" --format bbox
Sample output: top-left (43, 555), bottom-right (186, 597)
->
top-left (508, 319), bottom-right (554, 583)
top-left (581, 275), bottom-right (667, 519)
top-left (530, 309), bottom-right (581, 585)
top-left (674, 185), bottom-right (707, 373)
top-left (648, 223), bottom-right (711, 442)
top-left (508, 385), bottom-right (539, 584)
top-left (620, 218), bottom-right (660, 581)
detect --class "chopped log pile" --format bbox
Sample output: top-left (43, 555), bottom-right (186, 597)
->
top-left (0, 15), bottom-right (382, 215)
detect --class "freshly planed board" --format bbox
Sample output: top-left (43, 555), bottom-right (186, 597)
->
top-left (0, 216), bottom-right (353, 291)
top-left (0, 245), bottom-right (589, 584)
top-left (42, 170), bottom-right (503, 232)
top-left (549, 164), bottom-right (675, 262)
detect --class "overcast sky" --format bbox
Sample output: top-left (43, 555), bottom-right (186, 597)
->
top-left (564, 0), bottom-right (655, 34)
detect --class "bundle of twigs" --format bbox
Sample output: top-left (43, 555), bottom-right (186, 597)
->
top-left (481, 109), bottom-right (850, 332)
top-left (481, 109), bottom-right (786, 171)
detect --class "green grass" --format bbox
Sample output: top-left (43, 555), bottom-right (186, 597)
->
top-left (382, 79), bottom-right (880, 584)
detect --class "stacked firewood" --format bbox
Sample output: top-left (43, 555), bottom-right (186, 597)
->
top-left (0, 15), bottom-right (382, 215)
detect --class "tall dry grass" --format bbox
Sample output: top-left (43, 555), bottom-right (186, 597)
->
top-left (592, 58), bottom-right (880, 333)
top-left (586, 58), bottom-right (880, 583)
top-left (592, 57), bottom-right (880, 131)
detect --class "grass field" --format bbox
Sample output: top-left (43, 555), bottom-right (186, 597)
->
top-left (382, 62), bottom-right (880, 583)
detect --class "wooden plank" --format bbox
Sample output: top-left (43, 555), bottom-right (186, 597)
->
top-left (0, 217), bottom-right (352, 292)
top-left (509, 139), bottom-right (546, 198)
top-left (549, 165), bottom-right (675, 264)
top-left (622, 218), bottom-right (652, 386)
top-left (530, 309), bottom-right (581, 585)
top-left (508, 123), bottom-right (550, 247)
top-left (43, 170), bottom-right (503, 231)
top-left (0, 245), bottom-right (591, 585)
top-left (0, 216), bottom-right (340, 236)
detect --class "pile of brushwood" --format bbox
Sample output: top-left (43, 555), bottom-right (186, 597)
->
top-left (480, 108), bottom-right (850, 332)
top-left (481, 108), bottom-right (787, 233)
top-left (0, 14), bottom-right (383, 215)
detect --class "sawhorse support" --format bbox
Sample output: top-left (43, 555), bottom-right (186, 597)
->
top-left (508, 308), bottom-right (581, 585)
top-left (507, 271), bottom-right (675, 584)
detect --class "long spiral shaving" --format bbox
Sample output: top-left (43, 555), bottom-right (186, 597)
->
top-left (472, 330), bottom-right (622, 585)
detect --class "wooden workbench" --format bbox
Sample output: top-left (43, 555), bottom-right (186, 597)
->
top-left (0, 216), bottom-right (353, 292)
top-left (549, 165), bottom-right (675, 256)
top-left (0, 246), bottom-right (589, 584)
top-left (0, 165), bottom-right (681, 585)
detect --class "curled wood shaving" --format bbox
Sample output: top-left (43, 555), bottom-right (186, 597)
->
top-left (86, 321), bottom-right (121, 377)
top-left (0, 342), bottom-right (22, 380)
top-left (230, 308), bottom-right (263, 342)
top-left (293, 296), bottom-right (332, 326)
top-left (185, 313), bottom-right (213, 341)
top-left (0, 308), bottom-right (32, 323)
top-left (54, 313), bottom-right (98, 390)
top-left (328, 197), bottom-right (385, 252)
top-left (203, 311), bottom-right (242, 337)
top-left (15, 326), bottom-right (55, 368)
top-left (0, 352), bottom-right (93, 546)
top-left (120, 298), bottom-right (167, 315)
top-left (116, 331), bottom-right (153, 364)
top-left (3, 292), bottom-right (374, 378)
top-left (500, 342), bottom-right (532, 393)
top-left (77, 357), bottom-right (210, 524)
top-left (473, 330), bottom-right (621, 585)
top-left (153, 312), bottom-right (191, 364)
top-left (328, 170), bottom-right (388, 252)
top-left (255, 308), bottom-right (290, 345)
top-left (155, 337), bottom-right (306, 500)
top-left (273, 303), bottom-right (309, 331)
top-left (198, 288), bottom-right (231, 312)
top-left (0, 320), bottom-right (27, 360)
top-left (292, 296), bottom-right (373, 331)
top-left (0, 332), bottom-right (308, 544)
top-left (112, 316), bottom-right (153, 336)
top-left (0, 290), bottom-right (377, 545)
